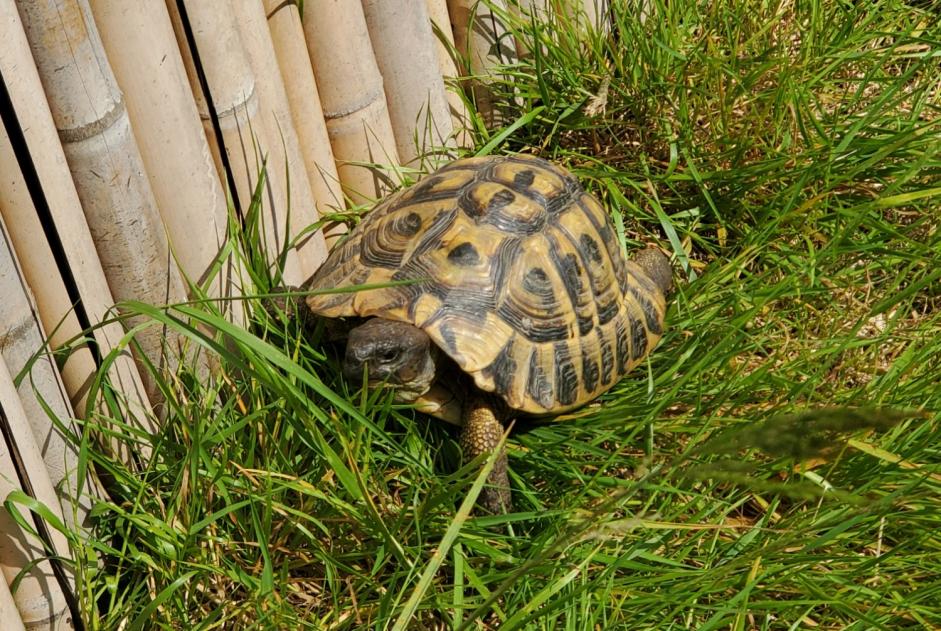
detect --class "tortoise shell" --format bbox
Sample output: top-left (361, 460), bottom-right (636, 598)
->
top-left (306, 155), bottom-right (667, 415)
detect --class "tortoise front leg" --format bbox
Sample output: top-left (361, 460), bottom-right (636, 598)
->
top-left (460, 397), bottom-right (511, 513)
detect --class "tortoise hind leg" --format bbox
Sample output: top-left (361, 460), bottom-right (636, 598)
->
top-left (632, 248), bottom-right (673, 296)
top-left (460, 397), bottom-right (511, 513)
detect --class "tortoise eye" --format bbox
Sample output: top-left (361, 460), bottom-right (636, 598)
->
top-left (379, 348), bottom-right (400, 362)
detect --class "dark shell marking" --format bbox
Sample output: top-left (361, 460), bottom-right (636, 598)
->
top-left (306, 154), bottom-right (668, 414)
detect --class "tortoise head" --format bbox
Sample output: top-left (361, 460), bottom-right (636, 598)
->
top-left (343, 318), bottom-right (438, 402)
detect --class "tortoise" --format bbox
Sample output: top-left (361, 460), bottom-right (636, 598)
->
top-left (304, 154), bottom-right (672, 512)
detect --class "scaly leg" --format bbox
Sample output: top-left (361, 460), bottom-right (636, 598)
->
top-left (460, 397), bottom-right (511, 513)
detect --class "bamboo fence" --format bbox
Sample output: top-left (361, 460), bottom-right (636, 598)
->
top-left (0, 1), bottom-right (601, 627)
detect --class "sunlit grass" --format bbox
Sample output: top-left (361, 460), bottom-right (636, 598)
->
top-left (43, 1), bottom-right (941, 628)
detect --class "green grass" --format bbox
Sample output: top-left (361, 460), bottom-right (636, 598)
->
top-left (37, 1), bottom-right (941, 628)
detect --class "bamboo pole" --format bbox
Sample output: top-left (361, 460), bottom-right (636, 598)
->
top-left (0, 118), bottom-right (157, 467)
top-left (446, 0), bottom-right (517, 125)
top-left (519, 1), bottom-right (607, 33)
top-left (15, 0), bottom-right (189, 404)
top-left (362, 0), bottom-right (455, 166)
top-left (232, 0), bottom-right (328, 277)
top-left (0, 216), bottom-right (90, 528)
top-left (87, 0), bottom-right (242, 318)
top-left (426, 0), bottom-right (473, 147)
top-left (0, 575), bottom-right (26, 631)
top-left (164, 2), bottom-right (276, 276)
top-left (302, 1), bottom-right (401, 204)
top-left (167, 1), bottom-right (326, 285)
top-left (578, 0), bottom-right (608, 30)
top-left (262, 0), bottom-right (346, 245)
top-left (0, 359), bottom-right (72, 630)
top-left (0, 0), bottom-right (155, 436)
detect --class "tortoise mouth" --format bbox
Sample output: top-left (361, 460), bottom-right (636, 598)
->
top-left (350, 359), bottom-right (436, 403)
top-left (358, 365), bottom-right (428, 396)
